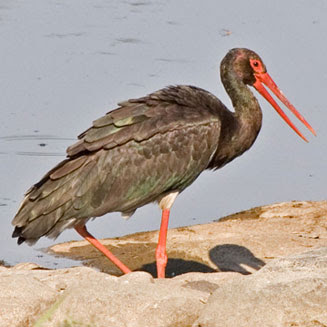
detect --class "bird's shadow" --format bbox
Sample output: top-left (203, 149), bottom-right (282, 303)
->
top-left (141, 258), bottom-right (216, 278)
top-left (209, 244), bottom-right (265, 275)
top-left (140, 244), bottom-right (265, 278)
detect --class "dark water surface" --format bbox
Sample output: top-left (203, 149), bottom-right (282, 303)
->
top-left (1, 0), bottom-right (326, 267)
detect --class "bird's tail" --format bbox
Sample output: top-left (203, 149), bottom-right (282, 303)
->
top-left (12, 155), bottom-right (94, 245)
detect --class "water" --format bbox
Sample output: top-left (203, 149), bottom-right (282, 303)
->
top-left (1, 0), bottom-right (326, 268)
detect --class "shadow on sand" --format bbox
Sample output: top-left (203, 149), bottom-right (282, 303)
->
top-left (140, 244), bottom-right (265, 278)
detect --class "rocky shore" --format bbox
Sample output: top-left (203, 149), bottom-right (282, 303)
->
top-left (1, 201), bottom-right (327, 327)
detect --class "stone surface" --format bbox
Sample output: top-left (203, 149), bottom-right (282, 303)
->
top-left (49, 200), bottom-right (327, 277)
top-left (0, 266), bottom-right (222, 327)
top-left (0, 272), bottom-right (57, 327)
top-left (1, 201), bottom-right (327, 327)
top-left (44, 271), bottom-right (210, 327)
top-left (194, 247), bottom-right (327, 327)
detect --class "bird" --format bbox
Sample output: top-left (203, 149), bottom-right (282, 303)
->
top-left (12, 48), bottom-right (315, 278)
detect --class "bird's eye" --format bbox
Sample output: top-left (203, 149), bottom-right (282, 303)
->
top-left (249, 58), bottom-right (263, 72)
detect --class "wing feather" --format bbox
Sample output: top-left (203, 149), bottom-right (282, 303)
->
top-left (12, 85), bottom-right (224, 244)
top-left (67, 86), bottom-right (223, 156)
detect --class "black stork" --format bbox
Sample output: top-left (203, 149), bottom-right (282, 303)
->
top-left (12, 48), bottom-right (315, 278)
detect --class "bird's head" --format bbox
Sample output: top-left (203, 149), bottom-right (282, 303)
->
top-left (221, 48), bottom-right (315, 142)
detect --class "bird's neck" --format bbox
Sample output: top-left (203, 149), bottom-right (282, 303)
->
top-left (226, 69), bottom-right (263, 151)
top-left (223, 70), bottom-right (262, 122)
top-left (209, 71), bottom-right (263, 169)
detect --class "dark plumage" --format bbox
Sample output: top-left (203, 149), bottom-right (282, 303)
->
top-left (13, 86), bottom-right (224, 243)
top-left (12, 48), bottom-right (314, 278)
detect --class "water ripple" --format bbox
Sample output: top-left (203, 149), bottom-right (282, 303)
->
top-left (0, 134), bottom-right (74, 157)
top-left (0, 134), bottom-right (75, 141)
top-left (15, 151), bottom-right (65, 157)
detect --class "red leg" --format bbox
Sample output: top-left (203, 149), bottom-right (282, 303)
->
top-left (155, 209), bottom-right (170, 278)
top-left (75, 225), bottom-right (131, 275)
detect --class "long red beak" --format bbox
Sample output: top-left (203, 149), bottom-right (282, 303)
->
top-left (253, 72), bottom-right (316, 142)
